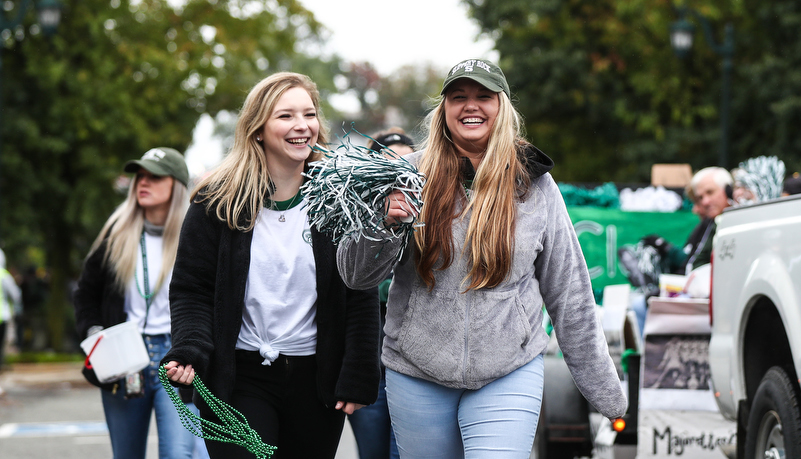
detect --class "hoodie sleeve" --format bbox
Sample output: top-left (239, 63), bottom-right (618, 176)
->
top-left (336, 231), bottom-right (405, 290)
top-left (336, 152), bottom-right (424, 289)
top-left (533, 174), bottom-right (627, 419)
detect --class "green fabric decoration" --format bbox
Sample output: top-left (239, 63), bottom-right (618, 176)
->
top-left (620, 349), bottom-right (640, 375)
top-left (558, 182), bottom-right (620, 208)
top-left (567, 207), bottom-right (698, 292)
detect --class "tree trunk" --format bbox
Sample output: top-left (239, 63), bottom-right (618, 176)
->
top-left (43, 217), bottom-right (77, 353)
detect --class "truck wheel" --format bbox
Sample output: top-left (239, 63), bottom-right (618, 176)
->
top-left (744, 366), bottom-right (801, 459)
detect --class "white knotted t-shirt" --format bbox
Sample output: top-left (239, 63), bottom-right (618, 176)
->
top-left (236, 199), bottom-right (318, 365)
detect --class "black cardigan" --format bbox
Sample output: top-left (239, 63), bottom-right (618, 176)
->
top-left (74, 240), bottom-right (128, 340)
top-left (161, 200), bottom-right (381, 409)
top-left (73, 239), bottom-right (130, 389)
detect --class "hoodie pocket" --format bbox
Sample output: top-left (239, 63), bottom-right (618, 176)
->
top-left (465, 289), bottom-right (531, 382)
top-left (396, 288), bottom-right (463, 380)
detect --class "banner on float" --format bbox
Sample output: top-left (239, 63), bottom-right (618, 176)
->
top-left (566, 207), bottom-right (698, 292)
top-left (637, 297), bottom-right (736, 458)
top-left (638, 410), bottom-right (736, 458)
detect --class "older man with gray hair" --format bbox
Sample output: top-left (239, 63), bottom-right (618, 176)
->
top-left (622, 167), bottom-right (733, 337)
top-left (643, 166), bottom-right (733, 275)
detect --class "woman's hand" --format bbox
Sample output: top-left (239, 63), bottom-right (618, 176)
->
top-left (384, 189), bottom-right (418, 227)
top-left (164, 360), bottom-right (195, 385)
top-left (335, 401), bottom-right (365, 415)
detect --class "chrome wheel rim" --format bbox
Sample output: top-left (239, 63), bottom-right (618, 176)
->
top-left (756, 410), bottom-right (785, 459)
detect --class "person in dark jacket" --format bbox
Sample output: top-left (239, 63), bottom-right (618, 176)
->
top-left (643, 166), bottom-right (733, 275)
top-left (73, 147), bottom-right (201, 459)
top-left (346, 128), bottom-right (415, 459)
top-left (162, 72), bottom-right (380, 459)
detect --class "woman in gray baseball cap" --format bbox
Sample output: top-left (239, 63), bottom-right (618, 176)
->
top-left (337, 58), bottom-right (627, 458)
top-left (73, 147), bottom-right (201, 459)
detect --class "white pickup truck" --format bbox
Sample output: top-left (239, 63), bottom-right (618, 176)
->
top-left (709, 194), bottom-right (801, 459)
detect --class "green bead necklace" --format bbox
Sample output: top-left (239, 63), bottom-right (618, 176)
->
top-left (158, 365), bottom-right (277, 458)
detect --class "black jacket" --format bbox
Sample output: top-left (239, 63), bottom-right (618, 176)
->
top-left (73, 237), bottom-right (194, 400)
top-left (73, 240), bottom-right (131, 389)
top-left (161, 199), bottom-right (381, 409)
top-left (74, 241), bottom-right (128, 339)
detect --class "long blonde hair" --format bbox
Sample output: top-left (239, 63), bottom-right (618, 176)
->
top-left (89, 178), bottom-right (189, 293)
top-left (415, 91), bottom-right (529, 291)
top-left (193, 72), bottom-right (329, 231)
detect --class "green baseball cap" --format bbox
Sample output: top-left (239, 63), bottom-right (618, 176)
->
top-left (124, 147), bottom-right (189, 187)
top-left (441, 58), bottom-right (510, 99)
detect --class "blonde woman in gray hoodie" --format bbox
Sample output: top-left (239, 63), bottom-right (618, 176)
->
top-left (337, 59), bottom-right (626, 459)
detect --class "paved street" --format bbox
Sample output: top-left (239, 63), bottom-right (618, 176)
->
top-left (0, 362), bottom-right (358, 459)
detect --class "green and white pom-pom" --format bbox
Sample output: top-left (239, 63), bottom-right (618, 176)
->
top-left (733, 156), bottom-right (785, 203)
top-left (301, 135), bottom-right (425, 249)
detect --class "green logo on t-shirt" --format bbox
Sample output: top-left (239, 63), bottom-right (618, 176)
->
top-left (302, 229), bottom-right (312, 245)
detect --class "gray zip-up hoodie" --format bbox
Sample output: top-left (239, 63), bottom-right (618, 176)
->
top-left (336, 145), bottom-right (627, 419)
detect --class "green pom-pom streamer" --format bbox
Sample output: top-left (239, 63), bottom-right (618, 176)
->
top-left (733, 156), bottom-right (785, 204)
top-left (301, 130), bottom-right (425, 257)
top-left (158, 365), bottom-right (277, 458)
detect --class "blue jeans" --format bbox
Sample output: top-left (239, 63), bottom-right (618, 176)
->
top-left (348, 374), bottom-right (400, 459)
top-left (101, 334), bottom-right (200, 459)
top-left (386, 355), bottom-right (544, 459)
top-left (630, 293), bottom-right (647, 338)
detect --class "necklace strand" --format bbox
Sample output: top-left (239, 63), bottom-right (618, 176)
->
top-left (135, 231), bottom-right (155, 333)
top-left (270, 191), bottom-right (302, 222)
top-left (135, 232), bottom-right (154, 301)
top-left (463, 180), bottom-right (473, 200)
top-left (158, 366), bottom-right (277, 458)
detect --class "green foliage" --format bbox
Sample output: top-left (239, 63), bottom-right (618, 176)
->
top-left (378, 64), bottom-right (444, 141)
top-left (734, 0), bottom-right (801, 175)
top-left (0, 0), bottom-right (336, 350)
top-left (335, 61), bottom-right (383, 136)
top-left (6, 352), bottom-right (84, 364)
top-left (465, 0), bottom-right (801, 181)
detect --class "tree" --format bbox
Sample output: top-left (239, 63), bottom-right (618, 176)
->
top-left (377, 63), bottom-right (444, 142)
top-left (732, 0), bottom-right (801, 175)
top-left (336, 61), bottom-right (383, 136)
top-left (327, 61), bottom-right (444, 145)
top-left (464, 0), bottom-right (800, 182)
top-left (0, 0), bottom-right (336, 351)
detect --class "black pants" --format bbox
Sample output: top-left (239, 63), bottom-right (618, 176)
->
top-left (203, 351), bottom-right (345, 459)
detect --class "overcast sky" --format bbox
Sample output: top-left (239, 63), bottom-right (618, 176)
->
top-left (185, 0), bottom-right (497, 175)
top-left (299, 0), bottom-right (496, 75)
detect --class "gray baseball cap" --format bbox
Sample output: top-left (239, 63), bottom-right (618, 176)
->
top-left (124, 147), bottom-right (189, 187)
top-left (441, 58), bottom-right (510, 99)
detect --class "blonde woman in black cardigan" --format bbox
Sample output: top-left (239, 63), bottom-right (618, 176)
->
top-left (163, 72), bottom-right (380, 459)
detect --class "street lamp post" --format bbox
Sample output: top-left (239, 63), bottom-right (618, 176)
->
top-left (0, 0), bottom-right (61, 236)
top-left (670, 7), bottom-right (734, 169)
